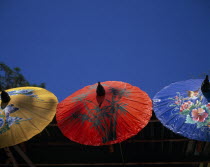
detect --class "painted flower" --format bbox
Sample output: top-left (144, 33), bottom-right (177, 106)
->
top-left (191, 108), bottom-right (208, 122)
top-left (0, 118), bottom-right (4, 128)
top-left (7, 117), bottom-right (22, 127)
top-left (174, 96), bottom-right (181, 105)
top-left (206, 103), bottom-right (210, 110)
top-left (180, 101), bottom-right (193, 112)
top-left (175, 100), bottom-right (181, 105)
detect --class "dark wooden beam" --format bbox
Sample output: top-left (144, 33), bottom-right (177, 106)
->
top-left (0, 161), bottom-right (209, 166)
top-left (127, 138), bottom-right (190, 143)
top-left (29, 138), bottom-right (191, 147)
top-left (48, 119), bottom-right (160, 127)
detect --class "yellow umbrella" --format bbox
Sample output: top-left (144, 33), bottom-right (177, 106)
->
top-left (0, 87), bottom-right (58, 148)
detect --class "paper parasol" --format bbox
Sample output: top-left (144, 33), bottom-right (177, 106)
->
top-left (56, 81), bottom-right (152, 146)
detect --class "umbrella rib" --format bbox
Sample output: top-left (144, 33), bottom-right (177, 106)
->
top-left (61, 116), bottom-right (91, 144)
top-left (117, 110), bottom-right (137, 132)
top-left (119, 100), bottom-right (152, 115)
top-left (28, 100), bottom-right (57, 104)
top-left (18, 101), bottom-right (56, 111)
top-left (155, 106), bottom-right (177, 118)
top-left (187, 125), bottom-right (198, 140)
top-left (125, 104), bottom-right (152, 120)
top-left (116, 107), bottom-right (150, 131)
top-left (114, 108), bottom-right (147, 142)
top-left (154, 100), bottom-right (174, 108)
top-left (172, 117), bottom-right (186, 133)
top-left (17, 103), bottom-right (51, 122)
top-left (8, 123), bottom-right (18, 147)
top-left (164, 114), bottom-right (180, 127)
top-left (16, 121), bottom-right (29, 141)
top-left (123, 96), bottom-right (151, 105)
top-left (16, 105), bottom-right (42, 132)
top-left (3, 117), bottom-right (28, 147)
top-left (57, 102), bottom-right (92, 124)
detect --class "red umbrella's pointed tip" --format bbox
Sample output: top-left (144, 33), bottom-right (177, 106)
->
top-left (96, 82), bottom-right (105, 96)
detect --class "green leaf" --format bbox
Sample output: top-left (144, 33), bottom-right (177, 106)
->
top-left (189, 104), bottom-right (196, 110)
top-left (169, 104), bottom-right (177, 107)
top-left (168, 98), bottom-right (175, 100)
top-left (180, 109), bottom-right (190, 116)
top-left (197, 121), bottom-right (208, 128)
top-left (185, 115), bottom-right (197, 124)
top-left (204, 114), bottom-right (210, 123)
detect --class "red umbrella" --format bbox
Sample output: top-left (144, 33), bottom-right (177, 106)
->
top-left (56, 81), bottom-right (152, 146)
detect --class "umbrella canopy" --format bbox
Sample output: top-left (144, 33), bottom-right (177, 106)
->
top-left (0, 87), bottom-right (58, 148)
top-left (153, 78), bottom-right (210, 141)
top-left (56, 81), bottom-right (152, 146)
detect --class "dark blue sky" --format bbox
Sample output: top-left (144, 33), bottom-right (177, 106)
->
top-left (0, 0), bottom-right (210, 101)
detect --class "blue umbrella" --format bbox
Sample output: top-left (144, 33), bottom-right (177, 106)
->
top-left (153, 76), bottom-right (210, 141)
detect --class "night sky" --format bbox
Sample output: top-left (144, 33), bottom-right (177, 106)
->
top-left (1, 0), bottom-right (210, 101)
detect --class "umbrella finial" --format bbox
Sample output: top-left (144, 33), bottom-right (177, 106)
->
top-left (201, 75), bottom-right (210, 102)
top-left (1, 90), bottom-right (11, 109)
top-left (96, 82), bottom-right (105, 107)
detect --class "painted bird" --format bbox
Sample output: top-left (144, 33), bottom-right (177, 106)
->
top-left (1, 90), bottom-right (11, 109)
top-left (187, 90), bottom-right (199, 99)
top-left (96, 82), bottom-right (106, 107)
top-left (201, 75), bottom-right (210, 102)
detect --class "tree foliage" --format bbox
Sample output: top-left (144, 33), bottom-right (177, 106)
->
top-left (0, 62), bottom-right (45, 90)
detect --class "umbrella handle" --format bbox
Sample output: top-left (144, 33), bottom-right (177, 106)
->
top-left (14, 145), bottom-right (36, 167)
top-left (108, 145), bottom-right (114, 152)
top-left (4, 147), bottom-right (19, 167)
top-left (119, 143), bottom-right (126, 167)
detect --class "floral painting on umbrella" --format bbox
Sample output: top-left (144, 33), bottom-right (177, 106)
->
top-left (169, 90), bottom-right (210, 128)
top-left (153, 79), bottom-right (210, 142)
top-left (0, 104), bottom-right (31, 134)
top-left (0, 87), bottom-right (58, 148)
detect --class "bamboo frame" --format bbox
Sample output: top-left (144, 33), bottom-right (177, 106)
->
top-left (0, 161), bottom-right (209, 166)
